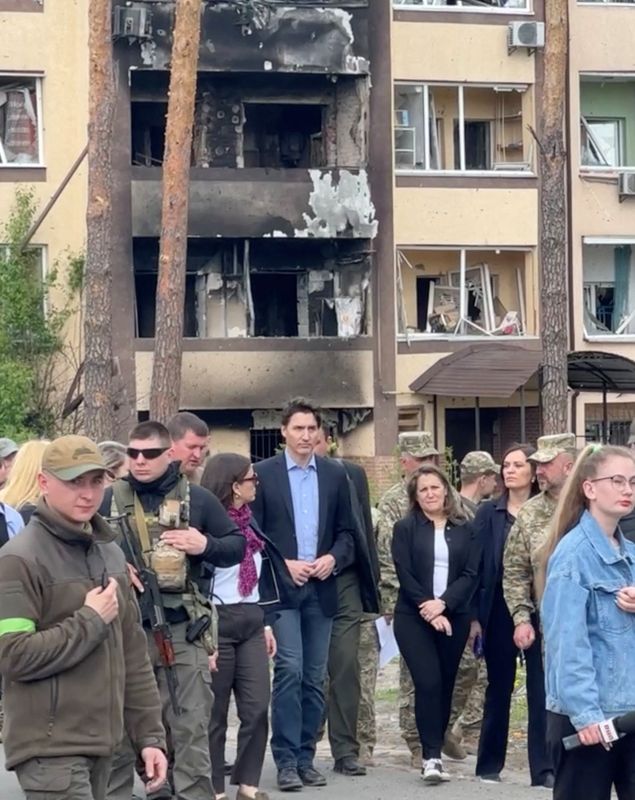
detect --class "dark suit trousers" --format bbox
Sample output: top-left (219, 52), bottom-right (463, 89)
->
top-left (476, 586), bottom-right (552, 784)
top-left (327, 568), bottom-right (363, 761)
top-left (209, 604), bottom-right (270, 793)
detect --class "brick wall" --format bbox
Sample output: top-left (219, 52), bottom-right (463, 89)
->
top-left (347, 455), bottom-right (400, 505)
top-left (496, 407), bottom-right (541, 458)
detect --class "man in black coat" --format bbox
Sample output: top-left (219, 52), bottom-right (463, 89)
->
top-left (313, 426), bottom-right (379, 776)
top-left (251, 400), bottom-right (355, 791)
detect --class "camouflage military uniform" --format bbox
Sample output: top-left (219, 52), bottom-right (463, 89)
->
top-left (357, 613), bottom-right (379, 761)
top-left (502, 491), bottom-right (558, 625)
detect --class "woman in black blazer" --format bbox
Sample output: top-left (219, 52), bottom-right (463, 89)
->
top-left (391, 465), bottom-right (481, 786)
top-left (201, 453), bottom-right (294, 800)
top-left (474, 443), bottom-right (551, 787)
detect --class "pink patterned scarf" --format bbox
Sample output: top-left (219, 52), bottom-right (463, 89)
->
top-left (228, 504), bottom-right (265, 598)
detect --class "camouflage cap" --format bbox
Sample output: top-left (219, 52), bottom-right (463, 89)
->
top-left (42, 435), bottom-right (109, 481)
top-left (398, 431), bottom-right (439, 459)
top-left (460, 450), bottom-right (500, 475)
top-left (528, 433), bottom-right (576, 464)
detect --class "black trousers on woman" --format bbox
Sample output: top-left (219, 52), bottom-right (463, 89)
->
top-left (476, 585), bottom-right (552, 784)
top-left (547, 712), bottom-right (635, 800)
top-left (209, 603), bottom-right (270, 794)
top-left (394, 611), bottom-right (470, 760)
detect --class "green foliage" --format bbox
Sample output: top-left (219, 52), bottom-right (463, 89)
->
top-left (0, 188), bottom-right (83, 439)
top-left (444, 445), bottom-right (460, 488)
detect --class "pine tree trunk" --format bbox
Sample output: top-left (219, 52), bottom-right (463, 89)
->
top-left (149, 0), bottom-right (201, 422)
top-left (84, 0), bottom-right (115, 441)
top-left (539, 0), bottom-right (569, 434)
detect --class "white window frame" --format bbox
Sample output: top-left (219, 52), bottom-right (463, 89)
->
top-left (580, 74), bottom-right (635, 173)
top-left (0, 72), bottom-right (44, 168)
top-left (582, 236), bottom-right (635, 341)
top-left (394, 82), bottom-right (533, 177)
top-left (393, 0), bottom-right (533, 15)
top-left (396, 245), bottom-right (534, 341)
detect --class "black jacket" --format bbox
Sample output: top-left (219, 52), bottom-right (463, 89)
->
top-left (391, 510), bottom-right (481, 617)
top-left (473, 495), bottom-right (515, 627)
top-left (620, 511), bottom-right (635, 543)
top-left (100, 464), bottom-right (246, 593)
top-left (251, 453), bottom-right (356, 617)
top-left (338, 459), bottom-right (381, 614)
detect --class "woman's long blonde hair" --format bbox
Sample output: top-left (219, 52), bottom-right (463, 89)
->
top-left (0, 439), bottom-right (49, 509)
top-left (536, 444), bottom-right (635, 598)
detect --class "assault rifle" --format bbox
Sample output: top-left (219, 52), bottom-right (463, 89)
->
top-left (109, 514), bottom-right (181, 716)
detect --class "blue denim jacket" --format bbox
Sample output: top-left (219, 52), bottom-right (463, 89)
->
top-left (542, 510), bottom-right (635, 729)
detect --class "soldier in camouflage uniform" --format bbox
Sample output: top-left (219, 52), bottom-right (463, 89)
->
top-left (444, 451), bottom-right (499, 760)
top-left (485, 433), bottom-right (576, 787)
top-left (376, 431), bottom-right (441, 766)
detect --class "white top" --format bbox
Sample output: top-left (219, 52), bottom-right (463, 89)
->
top-left (212, 551), bottom-right (263, 605)
top-left (433, 526), bottom-right (449, 599)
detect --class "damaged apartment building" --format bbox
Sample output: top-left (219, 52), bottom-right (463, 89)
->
top-left (109, 1), bottom-right (386, 458)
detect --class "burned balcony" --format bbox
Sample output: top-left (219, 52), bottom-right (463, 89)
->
top-left (123, 2), bottom-right (370, 76)
top-left (134, 238), bottom-right (372, 340)
top-left (583, 240), bottom-right (635, 338)
top-left (394, 83), bottom-right (533, 174)
top-left (397, 248), bottom-right (535, 339)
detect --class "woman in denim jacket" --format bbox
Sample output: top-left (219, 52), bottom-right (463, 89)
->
top-left (541, 444), bottom-right (635, 800)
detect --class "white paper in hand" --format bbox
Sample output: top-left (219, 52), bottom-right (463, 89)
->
top-left (375, 617), bottom-right (400, 668)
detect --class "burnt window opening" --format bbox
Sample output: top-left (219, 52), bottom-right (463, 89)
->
top-left (131, 102), bottom-right (167, 166)
top-left (251, 272), bottom-right (299, 336)
top-left (243, 103), bottom-right (325, 168)
top-left (250, 428), bottom-right (283, 463)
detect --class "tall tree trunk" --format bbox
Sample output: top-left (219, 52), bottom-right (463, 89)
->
top-left (149, 0), bottom-right (201, 422)
top-left (538, 0), bottom-right (569, 434)
top-left (84, 0), bottom-right (115, 441)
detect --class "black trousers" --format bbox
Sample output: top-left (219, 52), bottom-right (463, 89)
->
top-left (209, 603), bottom-right (270, 794)
top-left (394, 610), bottom-right (470, 760)
top-left (327, 569), bottom-right (363, 761)
top-left (476, 586), bottom-right (552, 784)
top-left (547, 712), bottom-right (635, 800)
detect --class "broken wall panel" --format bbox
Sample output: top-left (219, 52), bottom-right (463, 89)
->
top-left (130, 3), bottom-right (370, 75)
top-left (131, 168), bottom-right (377, 239)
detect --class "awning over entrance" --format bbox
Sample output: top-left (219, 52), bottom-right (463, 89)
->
top-left (567, 351), bottom-right (635, 393)
top-left (408, 343), bottom-right (543, 399)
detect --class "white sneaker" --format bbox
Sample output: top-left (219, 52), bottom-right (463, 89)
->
top-left (422, 759), bottom-right (444, 785)
top-left (440, 764), bottom-right (451, 783)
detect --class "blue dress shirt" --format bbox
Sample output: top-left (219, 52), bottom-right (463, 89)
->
top-left (285, 450), bottom-right (319, 562)
top-left (0, 502), bottom-right (25, 538)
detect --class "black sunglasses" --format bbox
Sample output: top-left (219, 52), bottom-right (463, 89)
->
top-left (127, 447), bottom-right (169, 461)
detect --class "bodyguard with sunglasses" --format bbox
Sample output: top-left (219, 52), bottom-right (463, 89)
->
top-left (101, 421), bottom-right (245, 800)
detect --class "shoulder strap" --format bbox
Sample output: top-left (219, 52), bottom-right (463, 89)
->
top-left (0, 504), bottom-right (9, 548)
top-left (112, 480), bottom-right (153, 555)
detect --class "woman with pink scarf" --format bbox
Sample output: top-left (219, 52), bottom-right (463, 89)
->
top-left (202, 453), bottom-right (292, 800)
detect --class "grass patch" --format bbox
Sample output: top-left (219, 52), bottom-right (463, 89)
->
top-left (375, 687), bottom-right (399, 703)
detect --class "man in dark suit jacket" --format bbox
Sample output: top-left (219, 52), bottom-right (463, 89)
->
top-left (313, 427), bottom-right (379, 777)
top-left (251, 400), bottom-right (355, 792)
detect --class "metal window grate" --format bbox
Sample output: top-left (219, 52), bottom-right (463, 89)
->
top-left (250, 428), bottom-right (282, 462)
top-left (585, 420), bottom-right (632, 446)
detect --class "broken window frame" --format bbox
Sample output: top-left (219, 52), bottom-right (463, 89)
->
top-left (393, 0), bottom-right (531, 12)
top-left (397, 247), bottom-right (530, 339)
top-left (582, 238), bottom-right (635, 339)
top-left (0, 74), bottom-right (44, 167)
top-left (394, 82), bottom-right (532, 175)
top-left (580, 116), bottom-right (624, 168)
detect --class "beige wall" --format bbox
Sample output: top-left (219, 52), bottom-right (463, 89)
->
top-left (209, 427), bottom-right (251, 457)
top-left (392, 22), bottom-right (537, 84)
top-left (0, 1), bottom-right (88, 270)
top-left (338, 418), bottom-right (375, 458)
top-left (395, 187), bottom-right (539, 247)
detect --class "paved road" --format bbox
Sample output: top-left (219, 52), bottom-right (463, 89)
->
top-left (0, 748), bottom-right (543, 799)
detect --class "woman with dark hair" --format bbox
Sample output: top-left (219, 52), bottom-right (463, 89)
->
top-left (475, 443), bottom-right (551, 787)
top-left (542, 445), bottom-right (635, 798)
top-left (391, 464), bottom-right (481, 786)
top-left (201, 453), bottom-right (291, 800)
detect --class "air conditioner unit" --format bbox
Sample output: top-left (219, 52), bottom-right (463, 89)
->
top-left (508, 21), bottom-right (545, 51)
top-left (113, 5), bottom-right (153, 40)
top-left (618, 172), bottom-right (635, 200)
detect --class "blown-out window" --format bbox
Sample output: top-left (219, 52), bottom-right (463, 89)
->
top-left (0, 75), bottom-right (43, 166)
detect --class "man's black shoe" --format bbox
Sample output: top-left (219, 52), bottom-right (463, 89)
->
top-left (333, 758), bottom-right (367, 776)
top-left (533, 773), bottom-right (555, 789)
top-left (278, 767), bottom-right (303, 792)
top-left (298, 765), bottom-right (327, 787)
top-left (224, 762), bottom-right (233, 776)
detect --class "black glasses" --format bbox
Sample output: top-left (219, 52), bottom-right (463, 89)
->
top-left (126, 447), bottom-right (168, 461)
top-left (590, 475), bottom-right (635, 490)
top-left (239, 476), bottom-right (259, 485)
